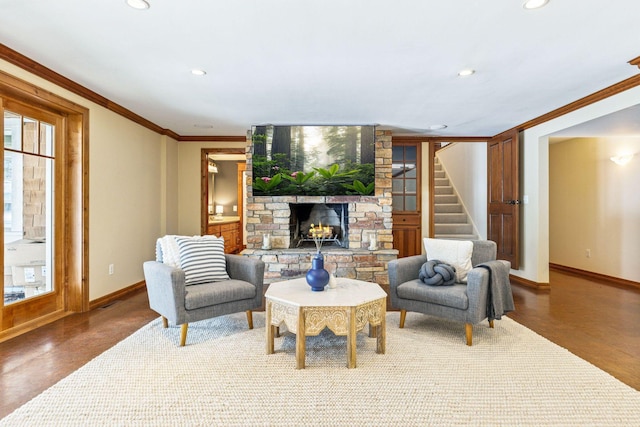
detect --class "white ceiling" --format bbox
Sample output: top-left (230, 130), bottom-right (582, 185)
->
top-left (1, 0), bottom-right (639, 138)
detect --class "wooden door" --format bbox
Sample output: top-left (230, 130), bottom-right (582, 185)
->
top-left (393, 214), bottom-right (422, 257)
top-left (2, 101), bottom-right (65, 330)
top-left (487, 130), bottom-right (520, 268)
top-left (391, 142), bottom-right (422, 258)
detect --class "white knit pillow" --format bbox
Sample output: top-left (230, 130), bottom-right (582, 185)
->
top-left (157, 235), bottom-right (184, 268)
top-left (176, 236), bottom-right (229, 285)
top-left (423, 238), bottom-right (474, 283)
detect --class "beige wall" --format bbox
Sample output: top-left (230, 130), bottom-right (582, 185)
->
top-left (550, 137), bottom-right (640, 282)
top-left (436, 142), bottom-right (488, 239)
top-left (0, 60), bottom-right (179, 301)
top-left (5, 57), bottom-right (640, 296)
top-left (521, 84), bottom-right (640, 285)
top-left (176, 141), bottom-right (246, 236)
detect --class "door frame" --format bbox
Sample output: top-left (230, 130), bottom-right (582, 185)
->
top-left (426, 137), bottom-right (491, 239)
top-left (0, 70), bottom-right (88, 341)
top-left (390, 139), bottom-right (422, 258)
top-left (200, 148), bottom-right (246, 235)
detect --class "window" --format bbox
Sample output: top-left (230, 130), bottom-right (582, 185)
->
top-left (3, 109), bottom-right (55, 304)
top-left (392, 144), bottom-right (418, 212)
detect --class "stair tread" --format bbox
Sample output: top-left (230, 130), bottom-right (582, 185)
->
top-left (433, 157), bottom-right (476, 240)
top-left (434, 234), bottom-right (478, 240)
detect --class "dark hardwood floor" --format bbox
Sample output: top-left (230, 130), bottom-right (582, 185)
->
top-left (1, 271), bottom-right (639, 418)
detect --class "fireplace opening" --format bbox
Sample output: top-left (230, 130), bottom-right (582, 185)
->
top-left (289, 203), bottom-right (349, 249)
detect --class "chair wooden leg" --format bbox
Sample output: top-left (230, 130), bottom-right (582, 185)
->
top-left (161, 316), bottom-right (168, 328)
top-left (180, 323), bottom-right (188, 347)
top-left (489, 319), bottom-right (494, 328)
top-left (465, 323), bottom-right (473, 346)
top-left (399, 310), bottom-right (407, 328)
top-left (246, 310), bottom-right (254, 329)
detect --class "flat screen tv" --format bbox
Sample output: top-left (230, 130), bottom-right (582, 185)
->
top-left (251, 125), bottom-right (375, 196)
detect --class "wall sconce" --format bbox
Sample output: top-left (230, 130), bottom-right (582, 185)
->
top-left (215, 205), bottom-right (224, 219)
top-left (610, 153), bottom-right (634, 166)
top-left (208, 160), bottom-right (219, 173)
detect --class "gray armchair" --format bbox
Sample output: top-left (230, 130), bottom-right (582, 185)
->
top-left (388, 240), bottom-right (513, 346)
top-left (143, 252), bottom-right (265, 346)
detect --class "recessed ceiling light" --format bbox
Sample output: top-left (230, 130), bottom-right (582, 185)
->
top-left (126, 0), bottom-right (150, 10)
top-left (458, 69), bottom-right (475, 77)
top-left (428, 124), bottom-right (448, 131)
top-left (523, 0), bottom-right (549, 10)
top-left (191, 69), bottom-right (207, 76)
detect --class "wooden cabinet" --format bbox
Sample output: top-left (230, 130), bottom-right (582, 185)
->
top-left (206, 220), bottom-right (241, 253)
top-left (392, 213), bottom-right (422, 258)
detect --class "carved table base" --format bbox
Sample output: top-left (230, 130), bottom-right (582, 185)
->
top-left (265, 277), bottom-right (387, 369)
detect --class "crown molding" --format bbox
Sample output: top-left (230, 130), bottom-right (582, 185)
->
top-left (179, 135), bottom-right (247, 142)
top-left (3, 43), bottom-right (640, 143)
top-left (0, 44), bottom-right (180, 139)
top-left (509, 72), bottom-right (640, 134)
top-left (391, 136), bottom-right (490, 143)
top-left (0, 44), bottom-right (244, 142)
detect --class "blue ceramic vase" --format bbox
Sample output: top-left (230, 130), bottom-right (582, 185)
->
top-left (306, 252), bottom-right (330, 291)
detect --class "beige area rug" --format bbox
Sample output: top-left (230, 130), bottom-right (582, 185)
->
top-left (2, 312), bottom-right (639, 426)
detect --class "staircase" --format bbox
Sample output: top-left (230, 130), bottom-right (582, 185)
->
top-left (433, 158), bottom-right (477, 240)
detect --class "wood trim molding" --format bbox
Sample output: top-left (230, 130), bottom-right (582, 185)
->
top-left (509, 274), bottom-right (550, 291)
top-left (201, 148), bottom-right (246, 234)
top-left (1, 70), bottom-right (90, 320)
top-left (0, 44), bottom-right (245, 142)
top-left (550, 263), bottom-right (640, 291)
top-left (88, 281), bottom-right (147, 311)
top-left (0, 310), bottom-right (67, 344)
top-left (428, 142), bottom-right (436, 237)
top-left (179, 135), bottom-right (247, 142)
top-left (392, 135), bottom-right (490, 143)
top-left (508, 73), bottom-right (640, 133)
top-left (4, 43), bottom-right (640, 143)
top-left (0, 44), bottom-right (181, 139)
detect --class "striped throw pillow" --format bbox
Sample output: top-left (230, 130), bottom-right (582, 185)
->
top-left (176, 236), bottom-right (230, 285)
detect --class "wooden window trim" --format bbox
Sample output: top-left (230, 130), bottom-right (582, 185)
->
top-left (0, 70), bottom-right (89, 323)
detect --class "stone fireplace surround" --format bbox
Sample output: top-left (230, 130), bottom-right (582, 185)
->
top-left (241, 130), bottom-right (398, 288)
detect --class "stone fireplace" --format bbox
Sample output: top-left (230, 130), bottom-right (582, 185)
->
top-left (242, 130), bottom-right (398, 287)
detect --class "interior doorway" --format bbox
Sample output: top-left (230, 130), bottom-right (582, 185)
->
top-left (201, 148), bottom-right (246, 251)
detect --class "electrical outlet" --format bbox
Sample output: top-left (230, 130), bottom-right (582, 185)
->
top-left (108, 264), bottom-right (114, 275)
top-left (585, 249), bottom-right (591, 258)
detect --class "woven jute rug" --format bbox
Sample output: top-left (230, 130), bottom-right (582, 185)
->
top-left (2, 312), bottom-right (638, 426)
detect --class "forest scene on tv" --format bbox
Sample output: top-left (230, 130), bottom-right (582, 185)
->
top-left (252, 125), bottom-right (375, 196)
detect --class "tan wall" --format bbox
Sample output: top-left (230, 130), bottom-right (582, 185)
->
top-left (550, 137), bottom-right (640, 282)
top-left (176, 141), bottom-right (246, 236)
top-left (436, 142), bottom-right (488, 239)
top-left (5, 57), bottom-right (640, 293)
